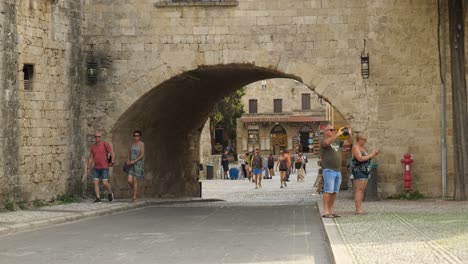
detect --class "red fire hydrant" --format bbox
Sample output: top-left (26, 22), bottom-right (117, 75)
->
top-left (401, 153), bottom-right (414, 191)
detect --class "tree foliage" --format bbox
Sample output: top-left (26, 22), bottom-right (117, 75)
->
top-left (210, 88), bottom-right (245, 142)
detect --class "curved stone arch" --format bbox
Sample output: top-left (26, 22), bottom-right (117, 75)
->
top-left (108, 51), bottom-right (318, 122)
top-left (107, 58), bottom-right (360, 198)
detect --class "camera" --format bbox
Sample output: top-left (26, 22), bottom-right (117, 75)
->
top-left (342, 127), bottom-right (349, 136)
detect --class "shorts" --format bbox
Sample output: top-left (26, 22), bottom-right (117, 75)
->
top-left (93, 169), bottom-right (109, 181)
top-left (351, 171), bottom-right (371, 180)
top-left (222, 164), bottom-right (229, 172)
top-left (322, 169), bottom-right (341, 193)
top-left (252, 168), bottom-right (262, 175)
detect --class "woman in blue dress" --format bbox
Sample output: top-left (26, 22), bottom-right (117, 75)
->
top-left (127, 130), bottom-right (145, 202)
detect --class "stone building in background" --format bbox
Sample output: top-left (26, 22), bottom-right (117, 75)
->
top-left (236, 79), bottom-right (326, 156)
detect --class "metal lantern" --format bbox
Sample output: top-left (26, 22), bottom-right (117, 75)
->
top-left (360, 40), bottom-right (369, 79)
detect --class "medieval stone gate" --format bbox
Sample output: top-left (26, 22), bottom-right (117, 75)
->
top-left (0, 0), bottom-right (456, 203)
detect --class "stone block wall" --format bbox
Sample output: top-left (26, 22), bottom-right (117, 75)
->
top-left (80, 0), bottom-right (454, 198)
top-left (0, 0), bottom-right (465, 204)
top-left (0, 0), bottom-right (84, 205)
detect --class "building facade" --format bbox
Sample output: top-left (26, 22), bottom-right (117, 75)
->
top-left (236, 79), bottom-right (326, 156)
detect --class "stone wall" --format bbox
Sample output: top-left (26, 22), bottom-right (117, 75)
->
top-left (0, 1), bottom-right (464, 204)
top-left (364, 1), bottom-right (445, 196)
top-left (0, 0), bottom-right (84, 206)
top-left (80, 0), bottom-right (451, 198)
top-left (0, 0), bottom-right (21, 203)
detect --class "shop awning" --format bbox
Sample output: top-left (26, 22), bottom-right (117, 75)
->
top-left (240, 116), bottom-right (325, 123)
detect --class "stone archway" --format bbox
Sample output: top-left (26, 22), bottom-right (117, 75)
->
top-left (110, 64), bottom-right (310, 198)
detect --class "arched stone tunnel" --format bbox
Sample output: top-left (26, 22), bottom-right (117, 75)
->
top-left (110, 64), bottom-right (301, 198)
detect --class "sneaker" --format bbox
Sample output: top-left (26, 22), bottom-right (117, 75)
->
top-left (255, 185), bottom-right (259, 189)
top-left (93, 197), bottom-right (101, 203)
top-left (108, 193), bottom-right (114, 202)
top-left (284, 182), bottom-right (287, 187)
top-left (259, 183), bottom-right (262, 188)
top-left (280, 185), bottom-right (283, 188)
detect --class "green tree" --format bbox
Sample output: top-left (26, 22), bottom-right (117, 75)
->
top-left (210, 88), bottom-right (245, 152)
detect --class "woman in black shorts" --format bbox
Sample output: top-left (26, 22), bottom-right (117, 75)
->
top-left (275, 151), bottom-right (288, 188)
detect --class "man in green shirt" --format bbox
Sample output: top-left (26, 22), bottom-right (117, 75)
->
top-left (320, 123), bottom-right (352, 218)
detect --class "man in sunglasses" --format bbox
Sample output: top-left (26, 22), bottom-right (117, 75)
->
top-left (86, 132), bottom-right (115, 202)
top-left (320, 123), bottom-right (352, 218)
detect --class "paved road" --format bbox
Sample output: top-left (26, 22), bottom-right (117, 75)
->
top-left (0, 159), bottom-right (332, 264)
top-left (0, 204), bottom-right (331, 264)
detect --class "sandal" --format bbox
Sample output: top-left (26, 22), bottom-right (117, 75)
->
top-left (355, 211), bottom-right (368, 215)
top-left (332, 214), bottom-right (341, 217)
top-left (321, 214), bottom-right (334, 218)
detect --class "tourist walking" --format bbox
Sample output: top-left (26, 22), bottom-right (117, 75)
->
top-left (275, 151), bottom-right (288, 188)
top-left (302, 154), bottom-right (308, 174)
top-left (267, 153), bottom-right (275, 177)
top-left (351, 132), bottom-right (379, 215)
top-left (221, 150), bottom-right (229, 179)
top-left (86, 132), bottom-right (114, 203)
top-left (245, 152), bottom-right (252, 181)
top-left (295, 152), bottom-right (305, 182)
top-left (284, 149), bottom-right (292, 181)
top-left (239, 154), bottom-right (246, 179)
top-left (126, 130), bottom-right (145, 202)
top-left (320, 123), bottom-right (352, 218)
top-left (263, 155), bottom-right (270, 179)
top-left (251, 149), bottom-right (263, 189)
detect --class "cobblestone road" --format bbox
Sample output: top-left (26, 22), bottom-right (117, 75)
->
top-left (201, 162), bottom-right (322, 206)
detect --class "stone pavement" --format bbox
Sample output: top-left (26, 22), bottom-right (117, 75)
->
top-left (322, 194), bottom-right (468, 264)
top-left (0, 198), bottom-right (223, 237)
top-left (1, 159), bottom-right (468, 264)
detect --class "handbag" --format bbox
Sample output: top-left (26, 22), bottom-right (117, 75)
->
top-left (122, 162), bottom-right (132, 173)
top-left (103, 142), bottom-right (113, 164)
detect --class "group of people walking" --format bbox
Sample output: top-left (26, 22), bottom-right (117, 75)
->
top-left (85, 130), bottom-right (145, 203)
top-left (238, 148), bottom-right (308, 189)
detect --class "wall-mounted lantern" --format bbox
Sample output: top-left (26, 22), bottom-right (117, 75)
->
top-left (86, 50), bottom-right (98, 85)
top-left (360, 39), bottom-right (369, 79)
top-left (261, 80), bottom-right (267, 89)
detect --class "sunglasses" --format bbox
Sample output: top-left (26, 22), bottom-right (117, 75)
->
top-left (327, 128), bottom-right (335, 131)
top-left (95, 136), bottom-right (101, 138)
top-left (134, 135), bottom-right (140, 137)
